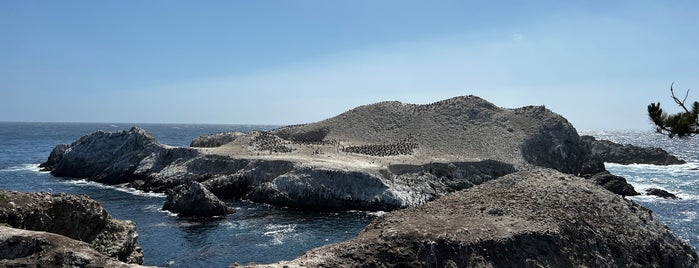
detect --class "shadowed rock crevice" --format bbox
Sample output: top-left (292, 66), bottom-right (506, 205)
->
top-left (0, 190), bottom-right (144, 265)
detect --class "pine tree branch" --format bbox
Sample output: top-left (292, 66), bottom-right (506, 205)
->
top-left (670, 82), bottom-right (691, 113)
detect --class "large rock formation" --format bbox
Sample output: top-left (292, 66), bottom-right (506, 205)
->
top-left (581, 135), bottom-right (686, 165)
top-left (42, 96), bottom-right (624, 212)
top-left (0, 190), bottom-right (144, 265)
top-left (40, 127), bottom-right (162, 184)
top-left (0, 226), bottom-right (148, 268)
top-left (162, 181), bottom-right (234, 217)
top-left (244, 169), bottom-right (698, 268)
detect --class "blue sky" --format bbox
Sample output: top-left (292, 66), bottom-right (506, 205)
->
top-left (2, 1), bottom-right (698, 130)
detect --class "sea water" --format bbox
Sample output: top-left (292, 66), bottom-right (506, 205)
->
top-left (0, 122), bottom-right (376, 267)
top-left (580, 130), bottom-right (699, 254)
top-left (0, 123), bottom-right (697, 267)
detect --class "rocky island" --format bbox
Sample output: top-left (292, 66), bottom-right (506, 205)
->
top-left (37, 95), bottom-right (697, 266)
top-left (41, 96), bottom-right (614, 213)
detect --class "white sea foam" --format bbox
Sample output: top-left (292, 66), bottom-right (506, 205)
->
top-left (0, 163), bottom-right (41, 172)
top-left (261, 223), bottom-right (297, 245)
top-left (59, 179), bottom-right (166, 198)
top-left (348, 210), bottom-right (385, 217)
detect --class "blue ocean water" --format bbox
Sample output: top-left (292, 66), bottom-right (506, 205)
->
top-left (0, 123), bottom-right (696, 267)
top-left (581, 130), bottom-right (699, 253)
top-left (0, 122), bottom-right (376, 267)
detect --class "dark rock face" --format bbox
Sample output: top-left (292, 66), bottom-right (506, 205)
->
top-left (517, 106), bottom-right (605, 175)
top-left (588, 171), bottom-right (640, 196)
top-left (162, 181), bottom-right (233, 217)
top-left (45, 127), bottom-right (161, 184)
top-left (0, 190), bottom-right (144, 264)
top-left (248, 169), bottom-right (698, 268)
top-left (0, 226), bottom-right (146, 268)
top-left (646, 188), bottom-right (680, 199)
top-left (581, 135), bottom-right (686, 165)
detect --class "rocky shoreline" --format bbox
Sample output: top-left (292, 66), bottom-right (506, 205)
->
top-left (34, 95), bottom-right (697, 266)
top-left (0, 190), bottom-right (147, 267)
top-left (40, 96), bottom-right (623, 214)
top-left (242, 169), bottom-right (698, 267)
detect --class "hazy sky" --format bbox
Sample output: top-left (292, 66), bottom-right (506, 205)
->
top-left (2, 1), bottom-right (698, 130)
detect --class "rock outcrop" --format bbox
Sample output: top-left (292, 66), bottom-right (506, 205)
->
top-left (581, 135), bottom-right (686, 165)
top-left (42, 96), bottom-right (626, 212)
top-left (0, 190), bottom-right (144, 265)
top-left (40, 127), bottom-right (162, 185)
top-left (245, 169), bottom-right (698, 268)
top-left (163, 181), bottom-right (234, 217)
top-left (646, 188), bottom-right (680, 199)
top-left (586, 171), bottom-right (640, 196)
top-left (0, 226), bottom-right (148, 268)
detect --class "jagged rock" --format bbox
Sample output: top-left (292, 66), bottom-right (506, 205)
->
top-left (646, 188), bottom-right (680, 199)
top-left (588, 171), bottom-right (640, 196)
top-left (190, 132), bottom-right (244, 147)
top-left (244, 169), bottom-right (698, 268)
top-left (0, 226), bottom-right (149, 268)
top-left (46, 127), bottom-right (163, 184)
top-left (0, 190), bottom-right (143, 264)
top-left (581, 135), bottom-right (686, 165)
top-left (162, 181), bottom-right (233, 217)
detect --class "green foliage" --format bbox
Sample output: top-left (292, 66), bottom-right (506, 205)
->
top-left (648, 83), bottom-right (699, 138)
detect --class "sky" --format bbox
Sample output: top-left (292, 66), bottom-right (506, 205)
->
top-left (1, 1), bottom-right (698, 130)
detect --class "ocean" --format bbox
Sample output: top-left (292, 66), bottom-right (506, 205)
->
top-left (0, 123), bottom-right (696, 267)
top-left (0, 122), bottom-right (376, 267)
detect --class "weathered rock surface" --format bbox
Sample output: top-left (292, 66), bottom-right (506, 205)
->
top-left (587, 171), bottom-right (640, 196)
top-left (41, 127), bottom-right (162, 184)
top-left (245, 169), bottom-right (698, 268)
top-left (163, 181), bottom-right (234, 217)
top-left (646, 188), bottom-right (680, 199)
top-left (582, 135), bottom-right (686, 165)
top-left (274, 97), bottom-right (600, 174)
top-left (0, 226), bottom-right (149, 268)
top-left (0, 190), bottom-right (144, 264)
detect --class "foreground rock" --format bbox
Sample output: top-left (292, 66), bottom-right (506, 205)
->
top-left (245, 169), bottom-right (698, 268)
top-left (0, 190), bottom-right (144, 264)
top-left (43, 96), bottom-right (616, 212)
top-left (163, 181), bottom-right (234, 217)
top-left (0, 226), bottom-right (148, 268)
top-left (582, 135), bottom-right (686, 165)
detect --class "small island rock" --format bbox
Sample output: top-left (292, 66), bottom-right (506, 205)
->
top-left (582, 135), bottom-right (686, 165)
top-left (162, 181), bottom-right (234, 217)
top-left (646, 188), bottom-right (680, 199)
